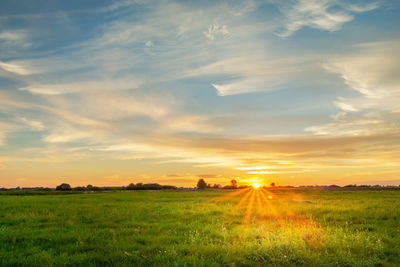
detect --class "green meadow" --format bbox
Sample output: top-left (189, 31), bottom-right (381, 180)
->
top-left (0, 189), bottom-right (399, 266)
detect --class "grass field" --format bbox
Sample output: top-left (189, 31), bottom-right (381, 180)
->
top-left (0, 188), bottom-right (399, 266)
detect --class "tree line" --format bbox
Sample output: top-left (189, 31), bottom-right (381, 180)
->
top-left (55, 183), bottom-right (177, 191)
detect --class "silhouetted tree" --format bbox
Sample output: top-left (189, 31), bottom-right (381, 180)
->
top-left (86, 184), bottom-right (93, 189)
top-left (126, 183), bottom-right (135, 190)
top-left (73, 186), bottom-right (86, 191)
top-left (231, 179), bottom-right (237, 188)
top-left (56, 183), bottom-right (71, 191)
top-left (126, 182), bottom-right (176, 190)
top-left (213, 184), bottom-right (221, 189)
top-left (197, 179), bottom-right (207, 189)
top-left (270, 182), bottom-right (275, 187)
top-left (161, 185), bottom-right (177, 190)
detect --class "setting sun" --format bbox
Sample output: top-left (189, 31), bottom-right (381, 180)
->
top-left (252, 183), bottom-right (260, 189)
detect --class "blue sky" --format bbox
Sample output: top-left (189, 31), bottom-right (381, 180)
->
top-left (1, 0), bottom-right (400, 187)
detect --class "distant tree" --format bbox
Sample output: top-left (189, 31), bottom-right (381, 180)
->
top-left (213, 184), bottom-right (221, 189)
top-left (142, 183), bottom-right (162, 190)
top-left (197, 179), bottom-right (207, 189)
top-left (125, 183), bottom-right (177, 190)
top-left (56, 183), bottom-right (71, 191)
top-left (231, 179), bottom-right (237, 188)
top-left (73, 186), bottom-right (86, 191)
top-left (126, 183), bottom-right (135, 190)
top-left (161, 185), bottom-right (177, 190)
top-left (86, 184), bottom-right (93, 189)
top-left (270, 182), bottom-right (275, 187)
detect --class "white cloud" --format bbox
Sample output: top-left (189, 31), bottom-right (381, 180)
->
top-left (0, 61), bottom-right (36, 75)
top-left (42, 121), bottom-right (107, 143)
top-left (305, 118), bottom-right (383, 136)
top-left (325, 41), bottom-right (400, 111)
top-left (204, 24), bottom-right (229, 41)
top-left (19, 77), bottom-right (142, 95)
top-left (334, 101), bottom-right (358, 112)
top-left (212, 78), bottom-right (269, 96)
top-left (0, 30), bottom-right (29, 46)
top-left (0, 30), bottom-right (30, 59)
top-left (345, 2), bottom-right (380, 13)
top-left (19, 117), bottom-right (45, 131)
top-left (276, 0), bottom-right (380, 37)
top-left (307, 41), bottom-right (400, 137)
top-left (331, 111), bottom-right (347, 121)
top-left (0, 31), bottom-right (24, 41)
top-left (145, 40), bottom-right (154, 47)
top-left (185, 54), bottom-right (314, 96)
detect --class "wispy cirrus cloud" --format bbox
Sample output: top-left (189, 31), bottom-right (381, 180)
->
top-left (333, 100), bottom-right (358, 112)
top-left (275, 0), bottom-right (380, 37)
top-left (19, 77), bottom-right (143, 95)
top-left (0, 30), bottom-right (30, 47)
top-left (307, 40), bottom-right (400, 137)
top-left (18, 117), bottom-right (45, 131)
top-left (0, 30), bottom-right (31, 59)
top-left (204, 24), bottom-right (229, 41)
top-left (325, 41), bottom-right (400, 106)
top-left (0, 60), bottom-right (37, 75)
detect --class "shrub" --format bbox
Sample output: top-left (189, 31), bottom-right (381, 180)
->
top-left (56, 183), bottom-right (72, 191)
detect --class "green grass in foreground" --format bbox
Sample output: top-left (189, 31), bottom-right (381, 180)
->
top-left (0, 189), bottom-right (399, 266)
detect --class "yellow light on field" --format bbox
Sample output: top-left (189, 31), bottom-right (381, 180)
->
top-left (252, 182), bottom-right (260, 189)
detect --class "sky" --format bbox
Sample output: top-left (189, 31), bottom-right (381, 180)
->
top-left (0, 0), bottom-right (400, 188)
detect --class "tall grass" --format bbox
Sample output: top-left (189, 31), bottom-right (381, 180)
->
top-left (0, 189), bottom-right (398, 266)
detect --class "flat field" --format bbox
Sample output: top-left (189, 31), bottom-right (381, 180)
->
top-left (0, 189), bottom-right (399, 266)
